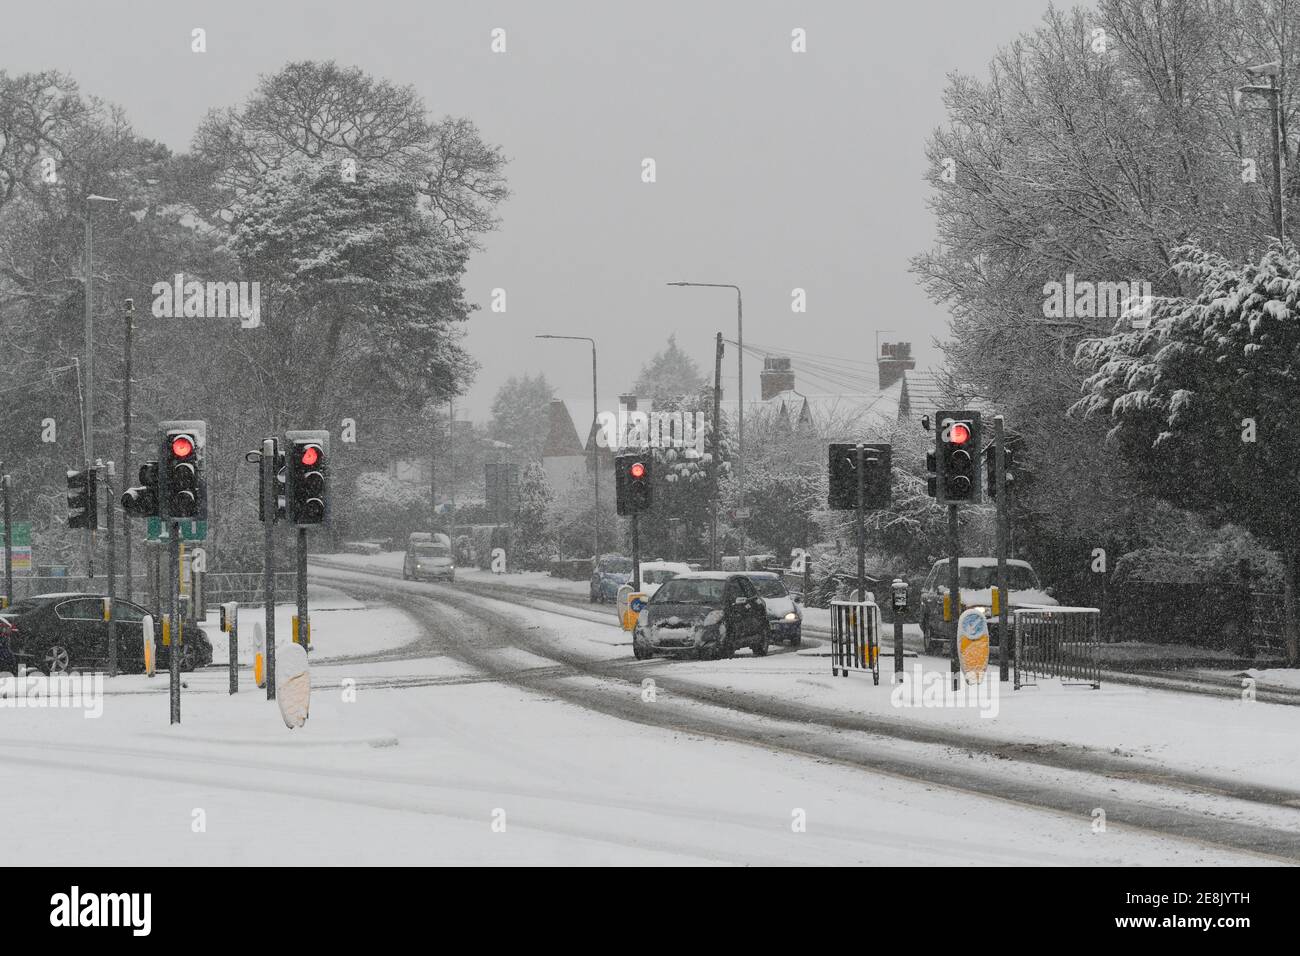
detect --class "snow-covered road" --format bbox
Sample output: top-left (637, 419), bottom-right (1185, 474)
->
top-left (0, 564), bottom-right (1291, 865)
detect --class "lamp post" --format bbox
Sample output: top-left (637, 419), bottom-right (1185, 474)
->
top-left (83, 193), bottom-right (119, 578)
top-left (1238, 61), bottom-right (1286, 242)
top-left (536, 334), bottom-right (599, 562)
top-left (667, 281), bottom-right (745, 567)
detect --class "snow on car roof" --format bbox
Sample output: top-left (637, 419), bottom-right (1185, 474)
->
top-left (932, 558), bottom-right (1033, 568)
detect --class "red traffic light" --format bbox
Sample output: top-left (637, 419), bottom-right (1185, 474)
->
top-left (300, 445), bottom-right (320, 467)
top-left (170, 435), bottom-right (194, 459)
top-left (948, 422), bottom-right (971, 446)
top-left (629, 461), bottom-right (646, 480)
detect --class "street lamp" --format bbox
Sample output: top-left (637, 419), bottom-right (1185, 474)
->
top-left (536, 334), bottom-right (599, 561)
top-left (667, 281), bottom-right (745, 567)
top-left (1238, 62), bottom-right (1286, 242)
top-left (83, 193), bottom-right (118, 578)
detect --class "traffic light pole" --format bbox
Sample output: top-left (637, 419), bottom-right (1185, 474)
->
top-left (169, 521), bottom-right (181, 724)
top-left (296, 527), bottom-right (308, 653)
top-left (262, 438), bottom-right (277, 700)
top-left (631, 513), bottom-right (641, 592)
top-left (105, 468), bottom-right (117, 678)
top-left (995, 416), bottom-right (1010, 683)
top-left (948, 503), bottom-right (961, 691)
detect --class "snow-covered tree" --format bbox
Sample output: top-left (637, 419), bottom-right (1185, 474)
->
top-left (512, 461), bottom-right (554, 569)
top-left (1073, 241), bottom-right (1300, 663)
top-left (632, 334), bottom-right (707, 405)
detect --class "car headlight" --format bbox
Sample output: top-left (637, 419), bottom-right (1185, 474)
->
top-left (783, 612), bottom-right (799, 622)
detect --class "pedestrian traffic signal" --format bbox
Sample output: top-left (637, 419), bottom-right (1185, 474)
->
top-left (121, 461), bottom-right (160, 517)
top-left (159, 421), bottom-right (208, 521)
top-left (286, 430), bottom-right (330, 526)
top-left (66, 468), bottom-right (98, 529)
top-left (615, 453), bottom-right (652, 515)
top-left (828, 443), bottom-right (892, 510)
top-left (935, 410), bottom-right (982, 504)
top-left (258, 444), bottom-right (287, 523)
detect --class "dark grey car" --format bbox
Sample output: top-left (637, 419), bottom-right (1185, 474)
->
top-left (632, 572), bottom-right (770, 660)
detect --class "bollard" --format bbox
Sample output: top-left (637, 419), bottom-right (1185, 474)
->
top-left (253, 621), bottom-right (266, 688)
top-left (221, 601), bottom-right (238, 694)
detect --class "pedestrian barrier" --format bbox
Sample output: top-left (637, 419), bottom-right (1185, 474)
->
top-left (830, 599), bottom-right (880, 684)
top-left (1013, 607), bottom-right (1102, 690)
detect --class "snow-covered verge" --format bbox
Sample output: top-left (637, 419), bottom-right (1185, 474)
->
top-left (0, 604), bottom-right (1270, 866)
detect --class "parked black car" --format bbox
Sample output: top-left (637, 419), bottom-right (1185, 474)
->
top-left (0, 593), bottom-right (212, 675)
top-left (0, 618), bottom-right (16, 675)
top-left (632, 572), bottom-right (770, 660)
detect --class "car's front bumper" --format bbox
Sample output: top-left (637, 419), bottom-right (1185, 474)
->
top-left (636, 625), bottom-right (719, 655)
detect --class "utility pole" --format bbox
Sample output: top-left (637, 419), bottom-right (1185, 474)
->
top-left (122, 299), bottom-right (134, 601)
top-left (1239, 64), bottom-right (1287, 242)
top-left (712, 332), bottom-right (723, 571)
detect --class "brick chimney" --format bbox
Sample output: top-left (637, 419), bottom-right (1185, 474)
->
top-left (877, 341), bottom-right (915, 390)
top-left (760, 357), bottom-right (795, 399)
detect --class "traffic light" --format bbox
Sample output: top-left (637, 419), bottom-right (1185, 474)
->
top-left (66, 468), bottom-right (98, 529)
top-left (286, 430), bottom-right (330, 526)
top-left (258, 445), bottom-right (287, 523)
top-left (828, 443), bottom-right (892, 510)
top-left (925, 450), bottom-right (938, 499)
top-left (615, 453), bottom-right (652, 515)
top-left (121, 461), bottom-right (160, 517)
top-left (159, 420), bottom-right (208, 521)
top-left (935, 410), bottom-right (982, 504)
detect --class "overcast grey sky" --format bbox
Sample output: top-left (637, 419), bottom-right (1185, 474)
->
top-left (1, 0), bottom-right (1060, 421)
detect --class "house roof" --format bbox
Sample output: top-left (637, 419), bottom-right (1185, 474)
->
top-left (542, 399), bottom-right (586, 458)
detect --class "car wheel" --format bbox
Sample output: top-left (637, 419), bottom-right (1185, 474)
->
top-left (751, 629), bottom-right (770, 657)
top-left (40, 643), bottom-right (71, 676)
top-left (633, 639), bottom-right (649, 661)
top-left (180, 644), bottom-right (197, 672)
top-left (788, 629), bottom-right (802, 648)
top-left (923, 624), bottom-right (942, 656)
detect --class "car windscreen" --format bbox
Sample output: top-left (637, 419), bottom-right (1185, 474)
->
top-left (955, 565), bottom-right (1040, 589)
top-left (747, 577), bottom-right (789, 598)
top-left (652, 578), bottom-right (725, 606)
top-left (415, 545), bottom-right (450, 557)
top-left (642, 570), bottom-right (678, 585)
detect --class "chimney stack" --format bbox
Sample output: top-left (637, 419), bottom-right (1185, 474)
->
top-left (760, 357), bottom-right (795, 400)
top-left (877, 341), bottom-right (915, 390)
